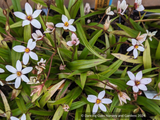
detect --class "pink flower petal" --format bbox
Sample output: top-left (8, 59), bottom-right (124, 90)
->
top-left (66, 41), bottom-right (73, 46)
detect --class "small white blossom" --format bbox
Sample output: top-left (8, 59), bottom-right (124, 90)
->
top-left (126, 71), bottom-right (152, 93)
top-left (118, 91), bottom-right (131, 105)
top-left (127, 39), bottom-right (145, 59)
top-left (87, 90), bottom-right (112, 114)
top-left (103, 16), bottom-right (111, 31)
top-left (37, 3), bottom-right (42, 10)
top-left (10, 113), bottom-right (26, 120)
top-left (5, 60), bottom-right (33, 88)
top-left (117, 0), bottom-right (128, 15)
top-left (55, 15), bottom-right (76, 32)
top-left (37, 58), bottom-right (46, 68)
top-left (14, 2), bottom-right (42, 28)
top-left (146, 30), bottom-right (157, 41)
top-left (67, 33), bottom-right (80, 46)
top-left (13, 39), bottom-right (38, 65)
top-left (134, 0), bottom-right (144, 11)
top-left (32, 30), bottom-right (44, 41)
top-left (44, 22), bottom-right (55, 33)
top-left (105, 7), bottom-right (114, 15)
top-left (84, 3), bottom-right (91, 14)
top-left (27, 76), bottom-right (40, 84)
top-left (0, 68), bottom-right (4, 73)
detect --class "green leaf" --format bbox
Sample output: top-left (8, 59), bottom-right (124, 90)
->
top-left (29, 109), bottom-right (54, 116)
top-left (112, 53), bottom-right (143, 64)
top-left (24, 24), bottom-right (31, 42)
top-left (15, 96), bottom-right (27, 113)
top-left (70, 101), bottom-right (86, 110)
top-left (39, 80), bottom-right (65, 107)
top-left (155, 41), bottom-right (160, 59)
top-left (105, 34), bottom-right (110, 56)
top-left (63, 5), bottom-right (71, 19)
top-left (11, 0), bottom-right (22, 12)
top-left (80, 72), bottom-right (87, 89)
top-left (52, 106), bottom-right (64, 120)
top-left (67, 59), bottom-right (109, 70)
top-left (10, 21), bottom-right (22, 28)
top-left (129, 18), bottom-right (145, 32)
top-left (110, 30), bottom-right (131, 37)
top-left (55, 0), bottom-right (64, 12)
top-left (144, 9), bottom-right (160, 13)
top-left (143, 40), bottom-right (152, 69)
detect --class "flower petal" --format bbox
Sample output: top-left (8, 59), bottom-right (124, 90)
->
top-left (32, 33), bottom-right (38, 40)
top-left (13, 45), bottom-right (26, 52)
top-left (29, 51), bottom-right (38, 61)
top-left (101, 98), bottom-right (112, 104)
top-left (16, 60), bottom-right (22, 71)
top-left (28, 41), bottom-right (36, 50)
top-left (22, 67), bottom-right (33, 74)
top-left (55, 23), bottom-right (64, 28)
top-left (127, 71), bottom-right (135, 80)
top-left (133, 49), bottom-right (138, 58)
top-left (32, 10), bottom-right (42, 18)
top-left (138, 84), bottom-right (147, 91)
top-left (21, 114), bottom-right (26, 120)
top-left (0, 68), bottom-right (4, 73)
top-left (36, 30), bottom-right (43, 36)
top-left (126, 80), bottom-right (135, 86)
top-left (87, 95), bottom-right (97, 103)
top-left (127, 46), bottom-right (134, 52)
top-left (136, 71), bottom-right (142, 80)
top-left (136, 5), bottom-right (144, 11)
top-left (15, 77), bottom-right (21, 88)
top-left (141, 78), bottom-right (152, 84)
top-left (98, 90), bottom-right (105, 99)
top-left (132, 86), bottom-right (139, 93)
top-left (25, 2), bottom-right (33, 15)
top-left (6, 74), bottom-right (17, 81)
top-left (99, 103), bottom-right (106, 112)
top-left (68, 19), bottom-right (74, 24)
top-left (21, 75), bottom-right (30, 83)
top-left (62, 15), bottom-right (68, 23)
top-left (137, 46), bottom-right (144, 51)
top-left (92, 104), bottom-right (98, 114)
top-left (22, 20), bottom-right (30, 27)
top-left (23, 53), bottom-right (29, 65)
top-left (107, 11), bottom-right (114, 15)
top-left (31, 19), bottom-right (41, 29)
top-left (14, 12), bottom-right (26, 19)
top-left (27, 38), bottom-right (33, 47)
top-left (6, 65), bottom-right (17, 73)
top-left (66, 41), bottom-right (73, 46)
top-left (68, 25), bottom-right (76, 32)
top-left (132, 39), bottom-right (137, 45)
top-left (10, 116), bottom-right (19, 120)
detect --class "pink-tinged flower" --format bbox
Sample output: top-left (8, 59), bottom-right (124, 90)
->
top-left (5, 60), bottom-right (33, 88)
top-left (84, 3), bottom-right (91, 14)
top-left (55, 15), bottom-right (76, 32)
top-left (127, 39), bottom-right (145, 58)
top-left (0, 68), bottom-right (4, 73)
top-left (118, 91), bottom-right (131, 105)
top-left (117, 0), bottom-right (128, 15)
top-left (146, 30), bottom-right (157, 41)
top-left (13, 39), bottom-right (38, 65)
top-left (87, 90), bottom-right (112, 114)
top-left (136, 32), bottom-right (147, 44)
top-left (44, 22), bottom-right (55, 33)
top-left (103, 16), bottom-right (111, 31)
top-left (32, 30), bottom-right (44, 41)
top-left (66, 33), bottom-right (80, 46)
top-left (10, 113), bottom-right (26, 120)
top-left (126, 71), bottom-right (152, 93)
top-left (134, 0), bottom-right (144, 11)
top-left (62, 104), bottom-right (70, 112)
top-left (30, 84), bottom-right (43, 96)
top-left (14, 2), bottom-right (42, 28)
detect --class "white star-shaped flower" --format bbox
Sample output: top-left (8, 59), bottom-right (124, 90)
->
top-left (14, 2), bottom-right (42, 28)
top-left (67, 33), bottom-right (80, 46)
top-left (87, 90), bottom-right (112, 114)
top-left (105, 6), bottom-right (114, 15)
top-left (134, 0), bottom-right (144, 11)
top-left (32, 30), bottom-right (44, 41)
top-left (0, 68), bottom-right (4, 73)
top-left (5, 60), bottom-right (33, 88)
top-left (126, 71), bottom-right (152, 93)
top-left (84, 3), bottom-right (91, 14)
top-left (55, 15), bottom-right (76, 32)
top-left (117, 0), bottom-right (128, 15)
top-left (10, 113), bottom-right (26, 120)
top-left (146, 30), bottom-right (157, 41)
top-left (13, 39), bottom-right (38, 65)
top-left (127, 39), bottom-right (145, 59)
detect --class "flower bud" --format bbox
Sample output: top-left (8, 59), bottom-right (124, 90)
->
top-left (103, 16), bottom-right (110, 31)
top-left (37, 3), bottom-right (42, 10)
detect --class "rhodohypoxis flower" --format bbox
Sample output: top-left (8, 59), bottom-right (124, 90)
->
top-left (32, 30), bottom-right (44, 41)
top-left (103, 16), bottom-right (111, 31)
top-left (14, 2), bottom-right (42, 28)
top-left (5, 60), bottom-right (33, 88)
top-left (10, 113), bottom-right (26, 120)
top-left (62, 104), bottom-right (70, 112)
top-left (126, 71), bottom-right (152, 93)
top-left (134, 0), bottom-right (144, 11)
top-left (127, 39), bottom-right (145, 58)
top-left (136, 32), bottom-right (147, 44)
top-left (44, 22), bottom-right (55, 33)
top-left (87, 90), bottom-right (112, 114)
top-left (0, 68), bottom-right (4, 73)
top-left (84, 3), bottom-right (90, 14)
top-left (35, 58), bottom-right (46, 75)
top-left (27, 76), bottom-right (40, 84)
top-left (66, 33), bottom-right (80, 46)
top-left (105, 6), bottom-right (114, 15)
top-left (118, 91), bottom-right (131, 105)
top-left (30, 84), bottom-right (43, 96)
top-left (146, 30), bottom-right (157, 41)
top-left (117, 0), bottom-right (128, 15)
top-left (55, 15), bottom-right (76, 32)
top-left (13, 39), bottom-right (38, 65)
